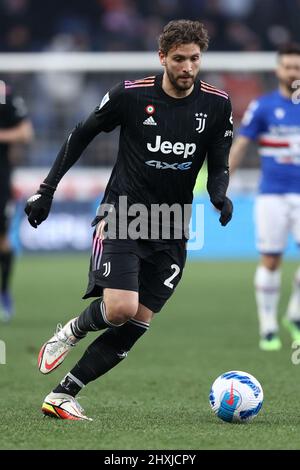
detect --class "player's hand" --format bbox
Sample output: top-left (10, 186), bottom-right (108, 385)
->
top-left (24, 184), bottom-right (55, 228)
top-left (218, 197), bottom-right (233, 226)
top-left (211, 196), bottom-right (233, 226)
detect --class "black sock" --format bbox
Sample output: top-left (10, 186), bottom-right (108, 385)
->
top-left (56, 319), bottom-right (149, 395)
top-left (72, 298), bottom-right (120, 337)
top-left (53, 373), bottom-right (85, 397)
top-left (0, 250), bottom-right (14, 293)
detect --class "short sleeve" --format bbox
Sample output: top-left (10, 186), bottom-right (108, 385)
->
top-left (238, 99), bottom-right (265, 140)
top-left (4, 94), bottom-right (28, 126)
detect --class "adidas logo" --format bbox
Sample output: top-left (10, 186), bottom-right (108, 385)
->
top-left (143, 116), bottom-right (157, 126)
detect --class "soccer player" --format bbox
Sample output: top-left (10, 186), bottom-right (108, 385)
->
top-left (229, 43), bottom-right (300, 351)
top-left (0, 84), bottom-right (33, 321)
top-left (25, 20), bottom-right (233, 421)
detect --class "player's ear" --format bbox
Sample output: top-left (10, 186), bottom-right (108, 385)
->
top-left (158, 50), bottom-right (166, 66)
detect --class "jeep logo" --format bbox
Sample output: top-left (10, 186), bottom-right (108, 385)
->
top-left (147, 135), bottom-right (196, 159)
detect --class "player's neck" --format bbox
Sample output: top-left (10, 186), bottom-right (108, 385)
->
top-left (162, 74), bottom-right (194, 99)
top-left (278, 84), bottom-right (293, 99)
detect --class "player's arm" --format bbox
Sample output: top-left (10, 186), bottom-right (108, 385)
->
top-left (0, 119), bottom-right (33, 144)
top-left (229, 135), bottom-right (251, 174)
top-left (0, 93), bottom-right (33, 143)
top-left (25, 84), bottom-right (124, 228)
top-left (206, 98), bottom-right (233, 226)
top-left (229, 98), bottom-right (264, 174)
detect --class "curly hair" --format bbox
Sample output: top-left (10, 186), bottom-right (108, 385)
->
top-left (278, 42), bottom-right (300, 56)
top-left (158, 20), bottom-right (209, 55)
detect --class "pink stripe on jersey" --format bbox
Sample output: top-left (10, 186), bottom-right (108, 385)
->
top-left (94, 238), bottom-right (103, 271)
top-left (92, 235), bottom-right (98, 271)
top-left (92, 235), bottom-right (103, 271)
top-left (201, 87), bottom-right (229, 99)
top-left (125, 83), bottom-right (155, 89)
top-left (201, 82), bottom-right (228, 99)
top-left (201, 81), bottom-right (228, 97)
top-left (125, 78), bottom-right (155, 84)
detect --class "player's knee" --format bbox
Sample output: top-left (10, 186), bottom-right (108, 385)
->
top-left (0, 235), bottom-right (9, 251)
top-left (106, 300), bottom-right (138, 325)
top-left (261, 255), bottom-right (281, 271)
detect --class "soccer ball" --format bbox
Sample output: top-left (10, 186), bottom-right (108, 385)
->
top-left (209, 370), bottom-right (263, 423)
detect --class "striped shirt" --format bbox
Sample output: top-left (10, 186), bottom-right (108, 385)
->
top-left (239, 90), bottom-right (300, 194)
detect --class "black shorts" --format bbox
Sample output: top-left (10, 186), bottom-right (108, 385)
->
top-left (0, 184), bottom-right (12, 235)
top-left (83, 235), bottom-right (187, 313)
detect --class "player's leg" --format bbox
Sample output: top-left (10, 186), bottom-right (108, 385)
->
top-left (0, 194), bottom-right (15, 322)
top-left (42, 301), bottom-right (153, 420)
top-left (41, 241), bottom-right (186, 421)
top-left (38, 287), bottom-right (139, 373)
top-left (38, 237), bottom-right (140, 374)
top-left (255, 254), bottom-right (282, 350)
top-left (138, 240), bottom-right (187, 316)
top-left (282, 194), bottom-right (300, 340)
top-left (254, 195), bottom-right (288, 350)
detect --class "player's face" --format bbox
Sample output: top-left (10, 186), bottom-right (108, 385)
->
top-left (159, 43), bottom-right (201, 92)
top-left (276, 54), bottom-right (300, 92)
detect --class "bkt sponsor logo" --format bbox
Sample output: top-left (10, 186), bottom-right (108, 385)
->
top-left (147, 135), bottom-right (196, 159)
top-left (146, 160), bottom-right (192, 170)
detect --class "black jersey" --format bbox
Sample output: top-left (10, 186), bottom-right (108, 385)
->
top-left (95, 74), bottom-right (233, 209)
top-left (0, 87), bottom-right (28, 178)
top-left (44, 74), bottom-right (233, 238)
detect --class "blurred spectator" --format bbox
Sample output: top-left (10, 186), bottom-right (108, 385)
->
top-left (217, 0), bottom-right (255, 18)
top-left (1, 0), bottom-right (299, 171)
top-left (224, 21), bottom-right (262, 51)
top-left (0, 0), bottom-right (300, 52)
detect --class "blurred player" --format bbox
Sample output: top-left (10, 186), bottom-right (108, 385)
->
top-left (25, 20), bottom-right (233, 420)
top-left (229, 44), bottom-right (300, 351)
top-left (0, 83), bottom-right (33, 321)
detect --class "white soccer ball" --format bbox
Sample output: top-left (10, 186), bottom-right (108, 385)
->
top-left (209, 370), bottom-right (263, 423)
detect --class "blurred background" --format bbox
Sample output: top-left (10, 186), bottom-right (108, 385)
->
top-left (1, 0), bottom-right (300, 255)
top-left (1, 0), bottom-right (299, 52)
top-left (2, 1), bottom-right (300, 450)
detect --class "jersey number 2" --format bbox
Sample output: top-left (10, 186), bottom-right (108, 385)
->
top-left (164, 264), bottom-right (180, 289)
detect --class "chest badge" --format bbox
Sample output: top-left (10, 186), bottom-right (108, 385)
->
top-left (195, 113), bottom-right (207, 133)
top-left (145, 104), bottom-right (155, 115)
top-left (144, 104), bottom-right (157, 125)
top-left (274, 108), bottom-right (285, 119)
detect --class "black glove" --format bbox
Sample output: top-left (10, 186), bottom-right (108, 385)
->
top-left (212, 196), bottom-right (233, 227)
top-left (218, 197), bottom-right (233, 226)
top-left (24, 183), bottom-right (55, 228)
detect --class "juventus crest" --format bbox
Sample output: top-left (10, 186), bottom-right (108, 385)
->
top-left (195, 113), bottom-right (207, 133)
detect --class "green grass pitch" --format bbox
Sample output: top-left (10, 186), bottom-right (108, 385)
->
top-left (1, 255), bottom-right (300, 450)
